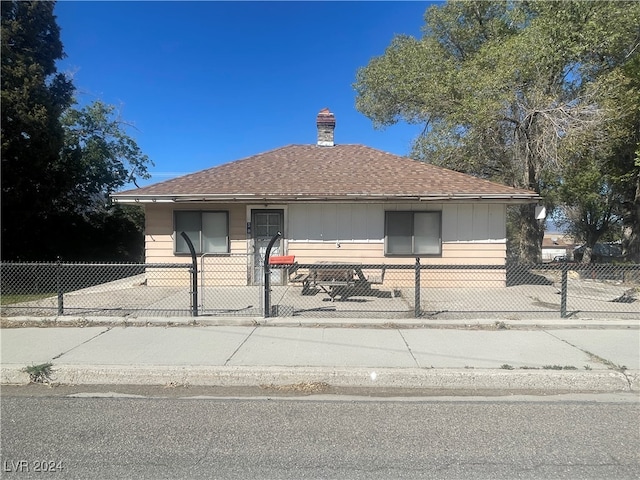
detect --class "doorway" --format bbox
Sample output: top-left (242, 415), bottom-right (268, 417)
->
top-left (251, 209), bottom-right (284, 285)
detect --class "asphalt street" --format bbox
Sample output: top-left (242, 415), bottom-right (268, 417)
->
top-left (1, 394), bottom-right (638, 480)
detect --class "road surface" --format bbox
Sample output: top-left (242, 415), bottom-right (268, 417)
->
top-left (1, 387), bottom-right (638, 479)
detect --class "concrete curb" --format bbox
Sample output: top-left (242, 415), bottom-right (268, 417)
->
top-left (2, 365), bottom-right (635, 393)
top-left (3, 315), bottom-right (639, 329)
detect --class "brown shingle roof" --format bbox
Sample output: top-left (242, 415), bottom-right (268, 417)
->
top-left (112, 144), bottom-right (538, 202)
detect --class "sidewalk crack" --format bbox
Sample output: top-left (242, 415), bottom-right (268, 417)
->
top-left (224, 326), bottom-right (258, 366)
top-left (543, 330), bottom-right (632, 389)
top-left (398, 329), bottom-right (420, 367)
top-left (52, 327), bottom-right (113, 360)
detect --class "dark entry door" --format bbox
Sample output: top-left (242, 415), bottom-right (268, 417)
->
top-left (251, 209), bottom-right (284, 285)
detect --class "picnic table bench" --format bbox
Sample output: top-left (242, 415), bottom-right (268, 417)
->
top-left (269, 256), bottom-right (386, 300)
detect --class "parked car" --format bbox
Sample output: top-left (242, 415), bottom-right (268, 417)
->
top-left (574, 243), bottom-right (623, 263)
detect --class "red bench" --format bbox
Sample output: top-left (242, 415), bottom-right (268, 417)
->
top-left (268, 255), bottom-right (296, 265)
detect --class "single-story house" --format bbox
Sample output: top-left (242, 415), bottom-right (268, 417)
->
top-left (111, 108), bottom-right (539, 288)
top-left (541, 233), bottom-right (575, 262)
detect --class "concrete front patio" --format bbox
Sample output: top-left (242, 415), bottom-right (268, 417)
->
top-left (1, 274), bottom-right (637, 320)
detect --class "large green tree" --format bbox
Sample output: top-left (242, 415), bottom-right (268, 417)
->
top-left (610, 56), bottom-right (640, 262)
top-left (354, 0), bottom-right (640, 262)
top-left (52, 101), bottom-right (152, 261)
top-left (1, 1), bottom-right (152, 261)
top-left (60, 101), bottom-right (152, 215)
top-left (1, 0), bottom-right (74, 259)
top-left (553, 152), bottom-right (622, 263)
top-left (552, 57), bottom-right (640, 262)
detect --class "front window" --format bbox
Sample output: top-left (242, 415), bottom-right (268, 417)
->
top-left (175, 211), bottom-right (229, 254)
top-left (385, 211), bottom-right (441, 255)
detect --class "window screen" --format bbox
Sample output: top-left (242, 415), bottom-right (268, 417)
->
top-left (385, 211), bottom-right (441, 255)
top-left (175, 211), bottom-right (229, 254)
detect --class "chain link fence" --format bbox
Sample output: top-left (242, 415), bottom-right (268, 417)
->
top-left (1, 260), bottom-right (638, 319)
top-left (1, 262), bottom-right (194, 317)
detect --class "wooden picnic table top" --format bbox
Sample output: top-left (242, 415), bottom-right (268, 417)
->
top-left (270, 260), bottom-right (383, 287)
top-left (310, 263), bottom-right (355, 282)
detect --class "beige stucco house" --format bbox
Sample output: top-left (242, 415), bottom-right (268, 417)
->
top-left (111, 109), bottom-right (539, 287)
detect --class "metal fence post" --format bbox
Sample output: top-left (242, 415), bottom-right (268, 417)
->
top-left (180, 232), bottom-right (198, 317)
top-left (56, 257), bottom-right (64, 316)
top-left (414, 257), bottom-right (421, 318)
top-left (560, 264), bottom-right (568, 318)
top-left (263, 232), bottom-right (282, 318)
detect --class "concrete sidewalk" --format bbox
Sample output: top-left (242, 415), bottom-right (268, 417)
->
top-left (1, 317), bottom-right (639, 394)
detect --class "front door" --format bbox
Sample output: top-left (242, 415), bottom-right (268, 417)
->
top-left (251, 209), bottom-right (284, 285)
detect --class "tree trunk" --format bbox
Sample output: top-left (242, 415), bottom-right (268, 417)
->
top-left (517, 204), bottom-right (544, 263)
top-left (621, 175), bottom-right (640, 263)
top-left (581, 246), bottom-right (593, 264)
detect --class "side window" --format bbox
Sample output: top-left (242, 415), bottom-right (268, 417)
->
top-left (175, 211), bottom-right (201, 254)
top-left (385, 211), bottom-right (441, 256)
top-left (175, 211), bottom-right (229, 254)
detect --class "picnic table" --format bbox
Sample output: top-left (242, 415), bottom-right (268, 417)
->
top-left (269, 257), bottom-right (386, 301)
top-left (307, 261), bottom-right (356, 300)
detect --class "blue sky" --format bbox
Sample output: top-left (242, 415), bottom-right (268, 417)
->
top-left (54, 1), bottom-right (435, 188)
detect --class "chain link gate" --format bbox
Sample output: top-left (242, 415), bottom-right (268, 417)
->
top-left (199, 253), bottom-right (263, 316)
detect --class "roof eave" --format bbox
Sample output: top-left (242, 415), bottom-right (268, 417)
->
top-left (110, 192), bottom-right (540, 204)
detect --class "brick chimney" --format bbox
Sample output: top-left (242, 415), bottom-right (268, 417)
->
top-left (316, 108), bottom-right (335, 146)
